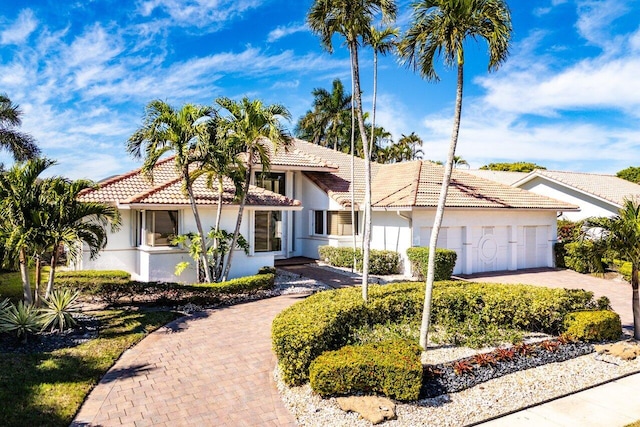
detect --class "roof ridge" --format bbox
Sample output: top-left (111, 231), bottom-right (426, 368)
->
top-left (413, 161), bottom-right (422, 207)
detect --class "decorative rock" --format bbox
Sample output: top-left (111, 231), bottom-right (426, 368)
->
top-left (336, 396), bottom-right (396, 425)
top-left (595, 339), bottom-right (640, 360)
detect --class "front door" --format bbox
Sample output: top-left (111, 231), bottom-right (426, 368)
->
top-left (254, 210), bottom-right (283, 254)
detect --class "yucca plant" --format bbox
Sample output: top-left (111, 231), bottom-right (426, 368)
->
top-left (0, 301), bottom-right (42, 342)
top-left (40, 289), bottom-right (79, 332)
top-left (0, 297), bottom-right (9, 312)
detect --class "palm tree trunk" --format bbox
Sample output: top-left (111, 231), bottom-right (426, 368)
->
top-left (184, 171), bottom-right (212, 283)
top-left (419, 61), bottom-right (464, 350)
top-left (633, 264), bottom-right (640, 340)
top-left (213, 177), bottom-right (224, 281)
top-left (369, 50), bottom-right (378, 156)
top-left (222, 153), bottom-right (253, 283)
top-left (349, 39), bottom-right (372, 302)
top-left (34, 254), bottom-right (42, 307)
top-left (350, 54), bottom-right (357, 273)
top-left (19, 247), bottom-right (32, 305)
top-left (45, 248), bottom-right (58, 299)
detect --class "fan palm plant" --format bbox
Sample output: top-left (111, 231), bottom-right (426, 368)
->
top-left (398, 0), bottom-right (512, 348)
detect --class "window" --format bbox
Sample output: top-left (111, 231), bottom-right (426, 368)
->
top-left (313, 210), bottom-right (359, 236)
top-left (145, 210), bottom-right (178, 247)
top-left (255, 211), bottom-right (282, 252)
top-left (255, 172), bottom-right (286, 196)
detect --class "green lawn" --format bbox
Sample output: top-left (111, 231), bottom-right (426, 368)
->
top-left (0, 270), bottom-right (36, 301)
top-left (0, 309), bottom-right (179, 427)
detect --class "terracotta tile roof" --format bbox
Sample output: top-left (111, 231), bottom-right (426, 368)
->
top-left (515, 170), bottom-right (640, 207)
top-left (463, 169), bottom-right (528, 185)
top-left (267, 138), bottom-right (339, 170)
top-left (79, 158), bottom-right (301, 208)
top-left (370, 161), bottom-right (578, 210)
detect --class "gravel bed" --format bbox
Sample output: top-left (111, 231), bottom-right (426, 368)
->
top-left (276, 349), bottom-right (640, 426)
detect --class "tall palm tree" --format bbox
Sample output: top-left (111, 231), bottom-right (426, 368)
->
top-left (367, 26), bottom-right (398, 156)
top-left (314, 79), bottom-right (352, 151)
top-left (0, 94), bottom-right (40, 161)
top-left (127, 101), bottom-right (216, 283)
top-left (42, 178), bottom-right (121, 298)
top-left (588, 199), bottom-right (640, 339)
top-left (398, 132), bottom-right (424, 160)
top-left (191, 121), bottom-right (246, 280)
top-left (398, 0), bottom-right (512, 349)
top-left (217, 97), bottom-right (292, 282)
top-left (0, 158), bottom-right (54, 304)
top-left (308, 0), bottom-right (397, 302)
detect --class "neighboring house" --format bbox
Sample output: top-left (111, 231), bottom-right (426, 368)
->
top-left (77, 139), bottom-right (578, 282)
top-left (511, 170), bottom-right (640, 221)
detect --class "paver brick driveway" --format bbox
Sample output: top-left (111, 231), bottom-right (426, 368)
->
top-left (72, 294), bottom-right (305, 427)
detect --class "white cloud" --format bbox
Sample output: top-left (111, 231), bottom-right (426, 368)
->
top-left (575, 0), bottom-right (628, 48)
top-left (267, 22), bottom-right (308, 42)
top-left (0, 9), bottom-right (38, 45)
top-left (137, 0), bottom-right (264, 30)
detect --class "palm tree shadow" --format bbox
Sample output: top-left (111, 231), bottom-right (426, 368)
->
top-left (100, 363), bottom-right (156, 384)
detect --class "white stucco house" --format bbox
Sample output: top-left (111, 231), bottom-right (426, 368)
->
top-left (77, 139), bottom-right (578, 282)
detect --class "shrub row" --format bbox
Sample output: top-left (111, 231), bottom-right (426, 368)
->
top-left (57, 270), bottom-right (275, 305)
top-left (309, 339), bottom-right (423, 401)
top-left (564, 310), bottom-right (622, 341)
top-left (561, 241), bottom-right (606, 274)
top-left (272, 281), bottom-right (600, 386)
top-left (317, 246), bottom-right (400, 275)
top-left (406, 247), bottom-right (457, 281)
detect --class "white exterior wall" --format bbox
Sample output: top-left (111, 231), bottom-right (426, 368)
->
top-left (80, 206), bottom-right (275, 283)
top-left (370, 211), bottom-right (412, 274)
top-left (411, 209), bottom-right (557, 276)
top-left (293, 172), bottom-right (362, 260)
top-left (519, 178), bottom-right (616, 220)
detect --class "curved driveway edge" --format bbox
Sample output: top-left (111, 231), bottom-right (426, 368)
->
top-left (72, 294), bottom-right (305, 427)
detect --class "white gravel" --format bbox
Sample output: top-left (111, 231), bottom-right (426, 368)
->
top-left (272, 270), bottom-right (640, 426)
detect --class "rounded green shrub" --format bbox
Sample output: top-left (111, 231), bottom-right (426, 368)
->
top-left (309, 339), bottom-right (422, 401)
top-left (563, 310), bottom-right (622, 342)
top-left (406, 247), bottom-right (457, 280)
top-left (317, 246), bottom-right (400, 275)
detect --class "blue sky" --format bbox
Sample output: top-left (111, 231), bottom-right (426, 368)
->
top-left (0, 0), bottom-right (639, 180)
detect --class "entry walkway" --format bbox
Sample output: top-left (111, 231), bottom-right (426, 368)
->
top-left (72, 294), bottom-right (303, 427)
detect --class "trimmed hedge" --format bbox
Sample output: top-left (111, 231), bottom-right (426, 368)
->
top-left (564, 310), bottom-right (622, 342)
top-left (186, 273), bottom-right (275, 294)
top-left (309, 339), bottom-right (423, 401)
top-left (563, 241), bottom-right (606, 274)
top-left (406, 247), bottom-right (457, 280)
top-left (55, 270), bottom-right (131, 294)
top-left (272, 281), bottom-right (597, 386)
top-left (317, 246), bottom-right (400, 275)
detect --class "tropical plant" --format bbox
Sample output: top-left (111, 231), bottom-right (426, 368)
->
top-left (367, 25), bottom-right (398, 156)
top-left (308, 0), bottom-right (397, 302)
top-left (0, 301), bottom-right (42, 342)
top-left (479, 162), bottom-right (545, 172)
top-left (127, 101), bottom-right (217, 282)
top-left (41, 177), bottom-right (121, 298)
top-left (398, 0), bottom-right (512, 349)
top-left (0, 158), bottom-right (55, 305)
top-left (616, 166), bottom-right (640, 184)
top-left (586, 198), bottom-right (640, 339)
top-left (295, 79), bottom-right (352, 151)
top-left (216, 97), bottom-right (292, 282)
top-left (173, 229), bottom-right (249, 279)
top-left (453, 155), bottom-right (469, 168)
top-left (40, 289), bottom-right (79, 332)
top-left (0, 93), bottom-right (40, 161)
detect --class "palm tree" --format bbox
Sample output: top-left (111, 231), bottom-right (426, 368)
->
top-left (398, 0), bottom-right (512, 349)
top-left (42, 178), bottom-right (121, 298)
top-left (453, 155), bottom-right (469, 168)
top-left (588, 199), bottom-right (640, 339)
top-left (127, 101), bottom-right (216, 283)
top-left (191, 121), bottom-right (246, 280)
top-left (398, 132), bottom-right (424, 160)
top-left (0, 158), bottom-right (54, 304)
top-left (308, 0), bottom-right (397, 302)
top-left (307, 79), bottom-right (352, 151)
top-left (367, 26), bottom-right (398, 156)
top-left (217, 97), bottom-right (292, 282)
top-left (0, 94), bottom-right (40, 161)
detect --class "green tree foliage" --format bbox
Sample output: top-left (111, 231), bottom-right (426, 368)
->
top-left (479, 162), bottom-right (546, 172)
top-left (616, 166), bottom-right (640, 184)
top-left (0, 94), bottom-right (40, 161)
